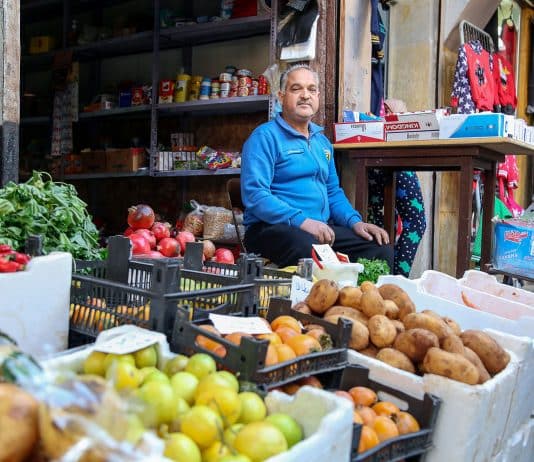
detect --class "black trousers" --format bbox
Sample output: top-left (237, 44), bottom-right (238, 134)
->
top-left (244, 222), bottom-right (394, 270)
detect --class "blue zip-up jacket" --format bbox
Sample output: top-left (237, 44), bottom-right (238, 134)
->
top-left (241, 114), bottom-right (362, 229)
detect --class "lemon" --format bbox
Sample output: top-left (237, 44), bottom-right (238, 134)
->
top-left (164, 432), bottom-right (201, 462)
top-left (196, 387), bottom-right (242, 427)
top-left (201, 441), bottom-right (232, 462)
top-left (185, 353), bottom-right (216, 380)
top-left (83, 351), bottom-right (107, 376)
top-left (237, 392), bottom-right (266, 424)
top-left (265, 413), bottom-right (303, 448)
top-left (234, 422), bottom-right (288, 462)
top-left (105, 361), bottom-right (140, 391)
top-left (170, 371), bottom-right (199, 405)
top-left (180, 405), bottom-right (223, 449)
top-left (133, 345), bottom-right (158, 368)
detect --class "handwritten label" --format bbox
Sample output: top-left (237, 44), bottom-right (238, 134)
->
top-left (94, 330), bottom-right (160, 355)
top-left (209, 314), bottom-right (272, 335)
top-left (312, 244), bottom-right (340, 264)
top-left (290, 275), bottom-right (314, 304)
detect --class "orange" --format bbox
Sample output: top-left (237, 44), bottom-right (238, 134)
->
top-left (195, 325), bottom-right (222, 352)
top-left (256, 332), bottom-right (282, 345)
top-left (372, 401), bottom-right (400, 418)
top-left (353, 411), bottom-right (364, 424)
top-left (394, 411), bottom-right (420, 435)
top-left (275, 326), bottom-right (299, 344)
top-left (358, 425), bottom-right (380, 453)
top-left (349, 386), bottom-right (378, 407)
top-left (281, 383), bottom-right (301, 395)
top-left (265, 344), bottom-right (279, 366)
top-left (285, 334), bottom-right (321, 356)
top-left (298, 376), bottom-right (323, 388)
top-left (373, 415), bottom-right (400, 442)
top-left (274, 344), bottom-right (297, 363)
top-left (270, 316), bottom-right (302, 334)
top-left (355, 406), bottom-right (377, 426)
top-left (224, 332), bottom-right (252, 346)
top-left (211, 344), bottom-right (227, 357)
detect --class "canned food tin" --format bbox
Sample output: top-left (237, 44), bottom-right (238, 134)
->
top-left (258, 75), bottom-right (268, 95)
top-left (236, 68), bottom-right (252, 77)
top-left (225, 65), bottom-right (237, 75)
top-left (219, 72), bottom-right (232, 82)
top-left (251, 79), bottom-right (259, 96)
top-left (237, 86), bottom-right (249, 97)
top-left (238, 76), bottom-right (252, 88)
top-left (210, 80), bottom-right (220, 99)
top-left (189, 75), bottom-right (203, 101)
top-left (174, 73), bottom-right (191, 103)
top-left (220, 81), bottom-right (230, 98)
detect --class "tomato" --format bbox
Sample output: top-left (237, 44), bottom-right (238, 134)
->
top-left (134, 228), bottom-right (156, 249)
top-left (151, 221), bottom-right (171, 241)
top-left (128, 234), bottom-right (151, 255)
top-left (214, 248), bottom-right (234, 264)
top-left (127, 204), bottom-right (155, 229)
top-left (157, 237), bottom-right (181, 257)
top-left (177, 231), bottom-right (196, 254)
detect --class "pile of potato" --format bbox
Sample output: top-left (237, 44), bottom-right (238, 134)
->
top-left (294, 280), bottom-right (510, 385)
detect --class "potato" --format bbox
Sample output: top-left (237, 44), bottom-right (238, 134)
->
top-left (324, 305), bottom-right (361, 319)
top-left (378, 284), bottom-right (416, 320)
top-left (367, 315), bottom-right (397, 348)
top-left (440, 334), bottom-right (465, 355)
top-left (305, 279), bottom-right (339, 314)
top-left (442, 316), bottom-right (462, 336)
top-left (324, 314), bottom-right (369, 350)
top-left (292, 301), bottom-right (312, 316)
top-left (391, 320), bottom-right (405, 335)
top-left (337, 286), bottom-right (363, 309)
top-left (463, 347), bottom-right (491, 384)
top-left (0, 383), bottom-right (39, 462)
top-left (421, 309), bottom-right (442, 320)
top-left (393, 328), bottom-right (439, 362)
top-left (403, 313), bottom-right (451, 340)
top-left (359, 344), bottom-right (379, 358)
top-left (460, 330), bottom-right (510, 375)
top-left (423, 347), bottom-right (480, 385)
top-left (359, 288), bottom-right (387, 318)
top-left (359, 281), bottom-right (376, 293)
top-left (376, 348), bottom-right (416, 373)
top-left (383, 299), bottom-right (400, 319)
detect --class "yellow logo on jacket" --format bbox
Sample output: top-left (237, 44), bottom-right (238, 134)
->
top-left (324, 149), bottom-right (331, 161)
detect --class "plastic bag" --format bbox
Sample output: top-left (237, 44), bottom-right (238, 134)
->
top-left (203, 207), bottom-right (233, 240)
top-left (183, 200), bottom-right (207, 237)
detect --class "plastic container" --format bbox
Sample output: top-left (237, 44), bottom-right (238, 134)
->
top-left (0, 252), bottom-right (72, 358)
top-left (170, 297), bottom-right (351, 388)
top-left (313, 262), bottom-right (364, 287)
top-left (189, 75), bottom-right (203, 101)
top-left (174, 73), bottom-right (190, 102)
top-left (199, 78), bottom-right (211, 100)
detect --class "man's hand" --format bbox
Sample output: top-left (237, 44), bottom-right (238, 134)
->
top-left (300, 218), bottom-right (335, 245)
top-left (353, 221), bottom-right (390, 245)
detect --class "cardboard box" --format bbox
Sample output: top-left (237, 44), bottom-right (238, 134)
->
top-left (384, 110), bottom-right (442, 141)
top-left (82, 150), bottom-right (107, 173)
top-left (439, 113), bottom-right (514, 139)
top-left (333, 122), bottom-right (384, 143)
top-left (106, 148), bottom-right (146, 172)
top-left (493, 218), bottom-right (534, 278)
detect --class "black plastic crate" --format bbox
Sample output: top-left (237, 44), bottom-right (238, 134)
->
top-left (313, 365), bottom-right (441, 462)
top-left (170, 297), bottom-right (352, 388)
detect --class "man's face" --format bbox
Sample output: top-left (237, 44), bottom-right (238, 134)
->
top-left (279, 68), bottom-right (320, 123)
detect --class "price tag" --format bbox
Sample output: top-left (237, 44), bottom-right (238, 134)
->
top-left (94, 330), bottom-right (159, 355)
top-left (312, 244), bottom-right (340, 265)
top-left (290, 275), bottom-right (314, 304)
top-left (209, 314), bottom-right (273, 335)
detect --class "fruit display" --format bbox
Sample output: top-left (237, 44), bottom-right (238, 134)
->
top-left (0, 244), bottom-right (32, 272)
top-left (296, 279), bottom-right (511, 385)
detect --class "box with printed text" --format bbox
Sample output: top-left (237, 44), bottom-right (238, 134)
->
top-left (333, 122), bottom-right (384, 144)
top-left (384, 110), bottom-right (443, 141)
top-left (439, 113), bottom-right (514, 139)
top-left (493, 217), bottom-right (534, 278)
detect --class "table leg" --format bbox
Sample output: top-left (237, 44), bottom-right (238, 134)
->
top-left (456, 158), bottom-right (474, 278)
top-left (480, 160), bottom-right (497, 270)
top-left (383, 171), bottom-right (396, 244)
top-left (354, 159), bottom-right (368, 221)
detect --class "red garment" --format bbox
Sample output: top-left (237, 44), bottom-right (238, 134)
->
top-left (465, 44), bottom-right (497, 111)
top-left (497, 155), bottom-right (523, 217)
top-left (493, 53), bottom-right (517, 108)
top-left (500, 20), bottom-right (517, 70)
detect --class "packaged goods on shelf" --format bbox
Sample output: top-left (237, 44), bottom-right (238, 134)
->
top-left (439, 112), bottom-right (515, 139)
top-left (81, 149), bottom-right (107, 173)
top-left (384, 110), bottom-right (445, 142)
top-left (333, 122), bottom-right (385, 144)
top-left (29, 35), bottom-right (56, 54)
top-left (0, 252), bottom-right (72, 358)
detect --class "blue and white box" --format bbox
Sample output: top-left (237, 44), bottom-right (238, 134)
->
top-left (439, 113), bottom-right (514, 139)
top-left (493, 217), bottom-right (534, 278)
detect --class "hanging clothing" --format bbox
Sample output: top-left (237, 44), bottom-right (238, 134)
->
top-left (370, 0), bottom-right (386, 116)
top-left (500, 18), bottom-right (517, 70)
top-left (451, 40), bottom-right (496, 113)
top-left (493, 53), bottom-right (517, 112)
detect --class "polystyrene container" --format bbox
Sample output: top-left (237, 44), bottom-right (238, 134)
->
top-left (0, 252), bottom-right (72, 358)
top-left (417, 270), bottom-right (534, 320)
top-left (44, 326), bottom-right (354, 462)
top-left (347, 329), bottom-right (520, 462)
top-left (492, 419), bottom-right (534, 462)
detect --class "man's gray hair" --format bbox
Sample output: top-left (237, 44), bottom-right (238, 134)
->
top-left (279, 63), bottom-right (320, 92)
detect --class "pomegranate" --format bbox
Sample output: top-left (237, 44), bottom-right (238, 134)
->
top-left (202, 239), bottom-right (216, 259)
top-left (128, 234), bottom-right (151, 255)
top-left (124, 226), bottom-right (134, 236)
top-left (127, 204), bottom-right (155, 230)
top-left (151, 222), bottom-right (171, 241)
top-left (136, 250), bottom-right (165, 259)
top-left (134, 229), bottom-right (156, 249)
top-left (176, 231), bottom-right (195, 254)
top-left (214, 248), bottom-right (234, 264)
top-left (157, 237), bottom-right (181, 257)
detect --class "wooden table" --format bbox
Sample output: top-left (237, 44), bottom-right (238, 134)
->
top-left (334, 137), bottom-right (534, 277)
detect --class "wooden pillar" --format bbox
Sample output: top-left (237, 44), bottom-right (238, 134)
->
top-left (0, 0), bottom-right (20, 186)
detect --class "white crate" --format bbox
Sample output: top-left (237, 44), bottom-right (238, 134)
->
top-left (492, 419), bottom-right (534, 462)
top-left (43, 326), bottom-right (354, 462)
top-left (0, 252), bottom-right (72, 358)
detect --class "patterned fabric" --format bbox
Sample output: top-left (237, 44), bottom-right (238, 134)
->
top-left (370, 0), bottom-right (386, 116)
top-left (367, 170), bottom-right (426, 277)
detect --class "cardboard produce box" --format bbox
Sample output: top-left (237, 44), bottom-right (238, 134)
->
top-left (493, 217), bottom-right (534, 279)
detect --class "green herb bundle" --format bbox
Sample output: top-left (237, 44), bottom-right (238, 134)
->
top-left (0, 171), bottom-right (103, 260)
top-left (357, 258), bottom-right (391, 285)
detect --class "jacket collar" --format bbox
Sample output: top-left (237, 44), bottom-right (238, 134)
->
top-left (275, 114), bottom-right (324, 138)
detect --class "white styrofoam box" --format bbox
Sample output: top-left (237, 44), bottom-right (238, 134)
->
top-left (376, 275), bottom-right (534, 338)
top-left (460, 270), bottom-right (534, 307)
top-left (492, 419), bottom-right (534, 462)
top-left (266, 387), bottom-right (353, 462)
top-left (418, 270), bottom-right (534, 320)
top-left (44, 327), bottom-right (354, 462)
top-left (347, 337), bottom-right (519, 462)
top-left (0, 252), bottom-right (72, 358)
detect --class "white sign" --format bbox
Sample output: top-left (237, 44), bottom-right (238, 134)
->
top-left (209, 313), bottom-right (273, 335)
top-left (290, 275), bottom-right (314, 304)
top-left (312, 244), bottom-right (340, 265)
top-left (94, 330), bottom-right (159, 355)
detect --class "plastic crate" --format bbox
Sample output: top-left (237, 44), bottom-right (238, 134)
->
top-left (69, 259), bottom-right (257, 346)
top-left (170, 297), bottom-right (351, 388)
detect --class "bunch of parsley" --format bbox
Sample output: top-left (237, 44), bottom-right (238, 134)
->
top-left (357, 258), bottom-right (391, 285)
